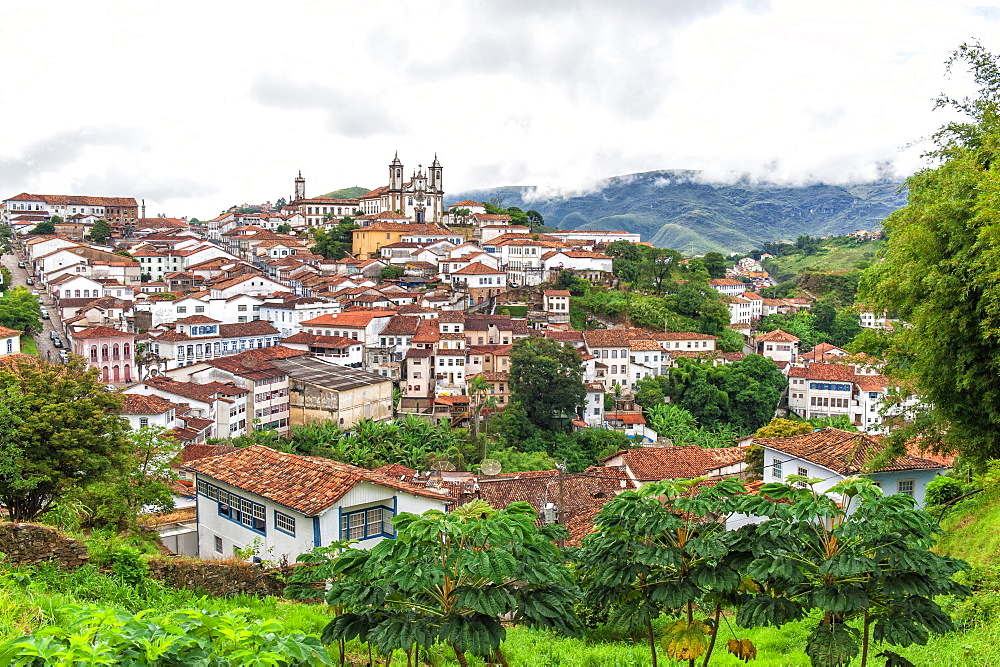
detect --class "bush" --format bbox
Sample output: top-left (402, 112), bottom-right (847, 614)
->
top-left (926, 475), bottom-right (967, 508)
top-left (106, 547), bottom-right (148, 586)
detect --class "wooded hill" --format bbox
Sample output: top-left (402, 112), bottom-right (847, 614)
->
top-left (449, 170), bottom-right (906, 254)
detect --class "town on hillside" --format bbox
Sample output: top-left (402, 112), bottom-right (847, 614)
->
top-left (0, 154), bottom-right (933, 565)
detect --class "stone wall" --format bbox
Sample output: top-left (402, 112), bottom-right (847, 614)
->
top-left (145, 556), bottom-right (298, 598)
top-left (0, 523), bottom-right (89, 569)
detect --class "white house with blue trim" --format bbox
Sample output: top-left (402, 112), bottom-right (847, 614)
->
top-left (185, 445), bottom-right (450, 562)
top-left (753, 427), bottom-right (950, 509)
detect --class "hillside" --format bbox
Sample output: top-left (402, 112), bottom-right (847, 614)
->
top-left (320, 186), bottom-right (370, 199)
top-left (763, 240), bottom-right (881, 282)
top-left (448, 170), bottom-right (906, 254)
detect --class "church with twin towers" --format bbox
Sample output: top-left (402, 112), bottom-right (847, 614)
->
top-left (291, 153), bottom-right (445, 226)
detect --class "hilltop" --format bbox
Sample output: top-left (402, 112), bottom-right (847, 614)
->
top-left (448, 170), bottom-right (906, 254)
top-left (320, 186), bottom-right (370, 199)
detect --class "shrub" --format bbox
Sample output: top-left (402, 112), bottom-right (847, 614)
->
top-left (926, 475), bottom-right (966, 508)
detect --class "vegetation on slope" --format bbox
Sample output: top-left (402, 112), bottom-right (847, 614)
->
top-left (320, 186), bottom-right (370, 198)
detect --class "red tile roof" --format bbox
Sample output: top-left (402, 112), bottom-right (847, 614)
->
top-left (756, 329), bottom-right (800, 343)
top-left (187, 445), bottom-right (450, 514)
top-left (602, 445), bottom-right (719, 481)
top-left (754, 428), bottom-right (950, 475)
top-left (71, 326), bottom-right (134, 340)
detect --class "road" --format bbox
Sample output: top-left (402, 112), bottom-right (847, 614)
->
top-left (1, 240), bottom-right (66, 362)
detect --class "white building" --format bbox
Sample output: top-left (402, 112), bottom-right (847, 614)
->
top-left (187, 445), bottom-right (450, 562)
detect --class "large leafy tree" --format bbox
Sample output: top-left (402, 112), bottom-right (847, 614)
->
top-left (666, 355), bottom-right (786, 434)
top-left (0, 286), bottom-right (42, 335)
top-left (0, 357), bottom-right (130, 520)
top-left (735, 477), bottom-right (969, 667)
top-left (579, 478), bottom-right (756, 667)
top-left (286, 500), bottom-right (581, 667)
top-left (860, 43), bottom-right (1000, 462)
top-left (89, 219), bottom-right (112, 243)
top-left (508, 336), bottom-right (586, 430)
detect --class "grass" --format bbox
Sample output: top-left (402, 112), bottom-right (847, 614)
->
top-left (499, 305), bottom-right (529, 317)
top-left (936, 487), bottom-right (1000, 567)
top-left (19, 335), bottom-right (37, 357)
top-left (764, 244), bottom-right (877, 282)
top-left (6, 560), bottom-right (1000, 665)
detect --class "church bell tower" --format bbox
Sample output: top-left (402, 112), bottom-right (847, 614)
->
top-left (294, 171), bottom-right (306, 202)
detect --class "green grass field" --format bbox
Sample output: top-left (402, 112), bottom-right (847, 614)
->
top-left (4, 556), bottom-right (999, 666)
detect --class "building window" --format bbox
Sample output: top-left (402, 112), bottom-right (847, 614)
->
top-left (214, 536), bottom-right (223, 553)
top-left (897, 479), bottom-right (915, 497)
top-left (177, 307), bottom-right (187, 314)
top-left (341, 505), bottom-right (395, 541)
top-left (772, 459), bottom-right (783, 479)
top-left (139, 417), bottom-right (149, 428)
top-left (275, 511), bottom-right (296, 536)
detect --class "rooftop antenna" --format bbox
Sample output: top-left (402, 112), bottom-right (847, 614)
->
top-left (480, 458), bottom-right (502, 477)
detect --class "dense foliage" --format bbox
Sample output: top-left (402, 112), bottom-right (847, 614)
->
top-left (859, 43), bottom-right (1000, 463)
top-left (0, 285), bottom-right (42, 336)
top-left (0, 357), bottom-right (129, 521)
top-left (0, 605), bottom-right (331, 665)
top-left (287, 500), bottom-right (580, 667)
top-left (665, 355), bottom-right (787, 434)
top-left (508, 336), bottom-right (586, 430)
top-left (310, 217), bottom-right (357, 259)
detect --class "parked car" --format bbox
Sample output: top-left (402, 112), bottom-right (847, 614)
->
top-left (41, 311), bottom-right (49, 320)
top-left (30, 290), bottom-right (38, 297)
top-left (17, 262), bottom-right (24, 269)
top-left (50, 330), bottom-right (58, 340)
top-left (58, 351), bottom-right (69, 363)
top-left (26, 277), bottom-right (34, 285)
top-left (53, 338), bottom-right (63, 348)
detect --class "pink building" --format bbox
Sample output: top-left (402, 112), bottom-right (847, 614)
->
top-left (71, 326), bottom-right (136, 383)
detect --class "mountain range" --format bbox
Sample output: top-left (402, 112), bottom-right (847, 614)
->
top-left (446, 170), bottom-right (907, 254)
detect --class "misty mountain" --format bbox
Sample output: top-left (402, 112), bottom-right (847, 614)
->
top-left (448, 170), bottom-right (907, 254)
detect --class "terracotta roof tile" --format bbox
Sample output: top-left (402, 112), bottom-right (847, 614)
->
top-left (754, 428), bottom-right (949, 475)
top-left (603, 445), bottom-right (719, 481)
top-left (187, 445), bottom-right (450, 514)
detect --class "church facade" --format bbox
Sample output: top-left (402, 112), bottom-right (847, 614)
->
top-left (358, 153), bottom-right (444, 224)
top-left (286, 153), bottom-right (445, 228)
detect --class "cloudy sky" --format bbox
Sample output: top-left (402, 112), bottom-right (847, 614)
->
top-left (1, 0), bottom-right (997, 218)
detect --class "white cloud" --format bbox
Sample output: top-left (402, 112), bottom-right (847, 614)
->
top-left (0, 0), bottom-right (996, 216)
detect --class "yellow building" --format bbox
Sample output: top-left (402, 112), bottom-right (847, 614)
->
top-left (352, 222), bottom-right (445, 259)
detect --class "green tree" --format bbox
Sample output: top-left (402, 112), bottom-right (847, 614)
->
top-left (274, 197), bottom-right (287, 208)
top-left (379, 265), bottom-right (404, 281)
top-left (0, 357), bottom-right (130, 521)
top-left (276, 222), bottom-right (293, 234)
top-left (702, 251), bottom-right (727, 279)
top-left (291, 500), bottom-right (581, 667)
top-left (89, 219), bottom-right (112, 243)
top-left (79, 427), bottom-right (180, 528)
top-left (579, 478), bottom-right (754, 667)
top-left (0, 286), bottom-right (42, 335)
top-left (30, 219), bottom-right (55, 235)
top-left (634, 374), bottom-right (670, 411)
top-left (509, 337), bottom-right (586, 430)
top-left (859, 43), bottom-right (1000, 462)
top-left (310, 217), bottom-right (357, 259)
top-left (735, 477), bottom-right (969, 666)
top-left (753, 417), bottom-right (815, 439)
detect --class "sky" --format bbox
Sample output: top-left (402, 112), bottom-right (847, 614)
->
top-left (1, 0), bottom-right (998, 218)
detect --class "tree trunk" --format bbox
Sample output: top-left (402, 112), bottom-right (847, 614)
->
top-left (687, 602), bottom-right (695, 667)
top-left (339, 639), bottom-right (346, 666)
top-left (861, 610), bottom-right (871, 667)
top-left (702, 603), bottom-right (722, 667)
top-left (495, 648), bottom-right (510, 667)
top-left (452, 644), bottom-right (469, 667)
top-left (648, 620), bottom-right (658, 667)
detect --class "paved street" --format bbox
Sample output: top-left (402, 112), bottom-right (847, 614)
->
top-left (1, 241), bottom-right (66, 362)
